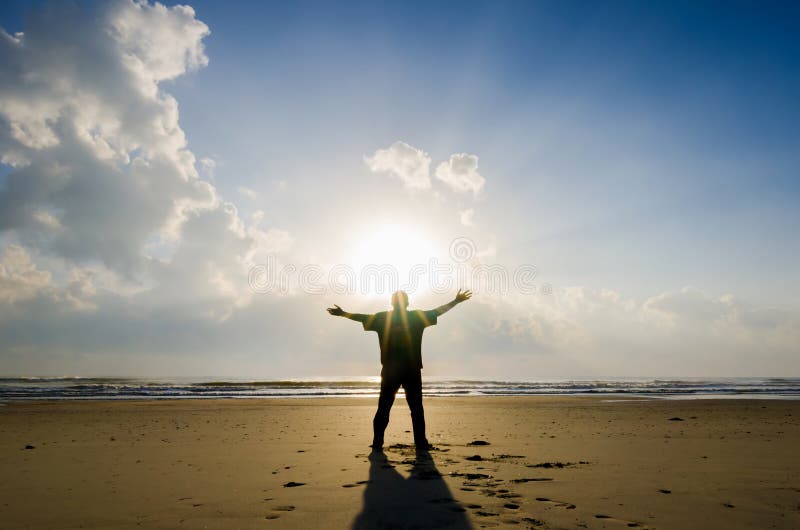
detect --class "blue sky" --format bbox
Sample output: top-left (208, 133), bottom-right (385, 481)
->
top-left (173, 0), bottom-right (800, 304)
top-left (0, 1), bottom-right (798, 377)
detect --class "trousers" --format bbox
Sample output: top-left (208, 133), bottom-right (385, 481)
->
top-left (373, 366), bottom-right (427, 445)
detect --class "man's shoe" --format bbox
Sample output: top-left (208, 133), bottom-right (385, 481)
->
top-left (415, 440), bottom-right (435, 451)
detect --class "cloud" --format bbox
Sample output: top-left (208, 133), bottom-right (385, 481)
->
top-left (109, 0), bottom-right (209, 85)
top-left (0, 245), bottom-right (51, 303)
top-left (364, 141), bottom-right (431, 190)
top-left (475, 285), bottom-right (800, 375)
top-left (199, 157), bottom-right (216, 178)
top-left (435, 153), bottom-right (485, 195)
top-left (459, 208), bottom-right (475, 227)
top-left (0, 244), bottom-right (96, 312)
top-left (0, 0), bottom-right (302, 376)
top-left (0, 0), bottom-right (282, 316)
top-left (0, 0), bottom-right (219, 276)
top-left (644, 286), bottom-right (738, 326)
top-left (237, 186), bottom-right (258, 199)
top-left (364, 143), bottom-right (486, 195)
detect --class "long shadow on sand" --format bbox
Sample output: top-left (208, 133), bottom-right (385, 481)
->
top-left (351, 449), bottom-right (473, 530)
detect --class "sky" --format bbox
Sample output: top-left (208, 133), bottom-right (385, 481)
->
top-left (0, 0), bottom-right (798, 378)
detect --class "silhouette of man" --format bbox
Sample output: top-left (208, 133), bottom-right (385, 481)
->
top-left (327, 289), bottom-right (472, 450)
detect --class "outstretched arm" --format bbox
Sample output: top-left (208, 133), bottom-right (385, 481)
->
top-left (432, 289), bottom-right (472, 317)
top-left (326, 304), bottom-right (370, 323)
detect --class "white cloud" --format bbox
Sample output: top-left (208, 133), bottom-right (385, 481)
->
top-left (459, 208), bottom-right (475, 227)
top-left (435, 153), bottom-right (485, 195)
top-left (644, 286), bottom-right (736, 326)
top-left (31, 210), bottom-right (62, 231)
top-left (237, 186), bottom-right (258, 199)
top-left (0, 0), bottom-right (220, 275)
top-left (0, 245), bottom-right (97, 311)
top-left (478, 285), bottom-right (800, 375)
top-left (364, 141), bottom-right (431, 190)
top-left (0, 0), bottom-right (284, 317)
top-left (0, 245), bottom-right (51, 303)
top-left (109, 0), bottom-right (209, 86)
top-left (199, 157), bottom-right (216, 178)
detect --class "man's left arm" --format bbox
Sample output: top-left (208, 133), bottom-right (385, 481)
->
top-left (431, 289), bottom-right (472, 317)
top-left (327, 305), bottom-right (371, 323)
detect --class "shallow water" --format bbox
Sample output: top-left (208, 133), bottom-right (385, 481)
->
top-left (1, 376), bottom-right (799, 401)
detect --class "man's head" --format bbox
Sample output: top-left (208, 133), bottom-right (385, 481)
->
top-left (391, 290), bottom-right (409, 310)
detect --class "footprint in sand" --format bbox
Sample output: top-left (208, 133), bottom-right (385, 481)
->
top-left (498, 492), bottom-right (522, 499)
top-left (522, 516), bottom-right (547, 528)
top-left (265, 505), bottom-right (296, 520)
top-left (535, 497), bottom-right (576, 510)
top-left (593, 513), bottom-right (650, 528)
top-left (341, 480), bottom-right (372, 488)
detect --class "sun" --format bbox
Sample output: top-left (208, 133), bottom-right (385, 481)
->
top-left (347, 223), bottom-right (438, 293)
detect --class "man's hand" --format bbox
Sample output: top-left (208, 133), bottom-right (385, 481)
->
top-left (454, 289), bottom-right (472, 303)
top-left (433, 289), bottom-right (472, 317)
top-left (328, 306), bottom-right (371, 323)
top-left (327, 304), bottom-right (345, 316)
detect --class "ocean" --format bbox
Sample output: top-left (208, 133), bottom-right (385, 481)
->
top-left (1, 376), bottom-right (799, 401)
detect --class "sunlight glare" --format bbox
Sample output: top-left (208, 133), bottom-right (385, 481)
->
top-left (347, 223), bottom-right (438, 295)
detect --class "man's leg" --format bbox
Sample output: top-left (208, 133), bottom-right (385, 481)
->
top-left (373, 372), bottom-right (401, 448)
top-left (402, 370), bottom-right (428, 447)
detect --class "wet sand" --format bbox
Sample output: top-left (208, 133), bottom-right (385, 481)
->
top-left (1, 396), bottom-right (798, 529)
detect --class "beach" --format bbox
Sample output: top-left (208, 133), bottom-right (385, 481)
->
top-left (1, 396), bottom-right (798, 529)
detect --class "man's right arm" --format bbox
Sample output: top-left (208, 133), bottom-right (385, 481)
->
top-left (432, 289), bottom-right (472, 316)
top-left (326, 304), bottom-right (370, 323)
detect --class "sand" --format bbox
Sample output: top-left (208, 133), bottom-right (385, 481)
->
top-left (1, 396), bottom-right (798, 529)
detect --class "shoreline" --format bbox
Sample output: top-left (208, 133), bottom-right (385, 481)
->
top-left (3, 376), bottom-right (799, 402)
top-left (2, 396), bottom-right (798, 529)
top-left (3, 393), bottom-right (800, 404)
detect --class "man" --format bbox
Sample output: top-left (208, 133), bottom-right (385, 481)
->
top-left (327, 289), bottom-right (472, 450)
